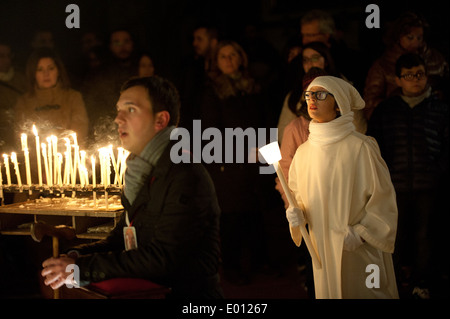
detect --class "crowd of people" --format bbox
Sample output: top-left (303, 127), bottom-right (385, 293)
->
top-left (0, 8), bottom-right (448, 299)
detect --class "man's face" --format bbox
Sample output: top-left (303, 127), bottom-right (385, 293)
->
top-left (110, 31), bottom-right (134, 60)
top-left (115, 86), bottom-right (158, 155)
top-left (0, 45), bottom-right (12, 73)
top-left (301, 20), bottom-right (330, 45)
top-left (192, 28), bottom-right (211, 57)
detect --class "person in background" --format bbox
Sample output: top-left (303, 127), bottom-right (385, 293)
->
top-left (137, 51), bottom-right (156, 77)
top-left (367, 53), bottom-right (449, 299)
top-left (277, 41), bottom-right (366, 142)
top-left (41, 76), bottom-right (223, 299)
top-left (363, 11), bottom-right (449, 119)
top-left (82, 29), bottom-right (138, 144)
top-left (200, 40), bottom-right (270, 285)
top-left (287, 76), bottom-right (398, 298)
top-left (13, 47), bottom-right (89, 145)
top-left (299, 9), bottom-right (362, 91)
top-left (176, 25), bottom-right (219, 131)
top-left (0, 40), bottom-right (26, 152)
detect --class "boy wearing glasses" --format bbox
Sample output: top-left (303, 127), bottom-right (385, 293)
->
top-left (367, 53), bottom-right (449, 299)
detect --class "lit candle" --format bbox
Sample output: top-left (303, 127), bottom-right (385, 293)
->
top-left (3, 154), bottom-right (11, 186)
top-left (116, 147), bottom-right (123, 185)
top-left (72, 144), bottom-right (79, 187)
top-left (64, 138), bottom-right (71, 185)
top-left (46, 137), bottom-right (53, 186)
top-left (108, 145), bottom-right (119, 185)
top-left (21, 134), bottom-right (32, 187)
top-left (0, 156), bottom-right (3, 202)
top-left (41, 143), bottom-right (50, 186)
top-left (79, 150), bottom-right (86, 186)
top-left (56, 153), bottom-right (63, 187)
top-left (51, 135), bottom-right (58, 184)
top-left (71, 133), bottom-right (78, 147)
top-left (119, 149), bottom-right (129, 186)
top-left (32, 125), bottom-right (42, 187)
top-left (10, 152), bottom-right (22, 187)
top-left (91, 155), bottom-right (97, 208)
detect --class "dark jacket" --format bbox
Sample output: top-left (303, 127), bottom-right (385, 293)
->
top-left (73, 141), bottom-right (222, 298)
top-left (367, 94), bottom-right (449, 193)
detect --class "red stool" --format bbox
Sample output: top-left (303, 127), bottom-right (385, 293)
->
top-left (61, 277), bottom-right (171, 299)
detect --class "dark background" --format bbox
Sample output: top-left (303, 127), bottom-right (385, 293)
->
top-left (1, 0), bottom-right (448, 84)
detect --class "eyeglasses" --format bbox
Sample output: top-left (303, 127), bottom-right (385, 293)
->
top-left (304, 91), bottom-right (334, 101)
top-left (302, 54), bottom-right (323, 64)
top-left (400, 72), bottom-right (427, 81)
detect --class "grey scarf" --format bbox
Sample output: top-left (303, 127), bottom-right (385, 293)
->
top-left (124, 126), bottom-right (175, 204)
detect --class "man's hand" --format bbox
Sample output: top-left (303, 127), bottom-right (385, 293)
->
top-left (41, 255), bottom-right (76, 289)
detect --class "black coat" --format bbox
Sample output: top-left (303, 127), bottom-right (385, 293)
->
top-left (367, 94), bottom-right (449, 193)
top-left (73, 141), bottom-right (222, 298)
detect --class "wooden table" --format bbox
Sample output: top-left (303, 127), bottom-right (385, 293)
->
top-left (0, 196), bottom-right (123, 239)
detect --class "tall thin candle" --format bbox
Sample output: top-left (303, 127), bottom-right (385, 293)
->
top-left (46, 137), bottom-right (53, 186)
top-left (32, 125), bottom-right (42, 186)
top-left (41, 143), bottom-right (50, 186)
top-left (2, 154), bottom-right (11, 186)
top-left (11, 152), bottom-right (22, 187)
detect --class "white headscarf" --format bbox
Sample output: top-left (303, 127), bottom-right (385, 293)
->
top-left (306, 76), bottom-right (365, 146)
top-left (306, 76), bottom-right (365, 115)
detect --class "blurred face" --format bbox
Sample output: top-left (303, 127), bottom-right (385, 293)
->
top-left (302, 48), bottom-right (325, 73)
top-left (31, 31), bottom-right (54, 49)
top-left (399, 27), bottom-right (423, 52)
top-left (192, 28), bottom-right (211, 57)
top-left (0, 45), bottom-right (12, 73)
top-left (305, 86), bottom-right (339, 123)
top-left (110, 31), bottom-right (134, 60)
top-left (138, 55), bottom-right (155, 77)
top-left (395, 65), bottom-right (427, 97)
top-left (301, 20), bottom-right (330, 45)
top-left (35, 57), bottom-right (59, 89)
top-left (287, 46), bottom-right (302, 63)
top-left (115, 86), bottom-right (158, 155)
top-left (217, 45), bottom-right (241, 76)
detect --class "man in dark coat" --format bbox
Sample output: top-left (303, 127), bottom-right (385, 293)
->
top-left (41, 76), bottom-right (223, 299)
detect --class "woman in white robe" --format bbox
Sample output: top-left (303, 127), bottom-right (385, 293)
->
top-left (287, 76), bottom-right (399, 299)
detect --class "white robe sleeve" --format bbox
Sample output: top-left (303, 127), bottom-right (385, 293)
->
top-left (288, 149), bottom-right (304, 247)
top-left (353, 136), bottom-right (398, 253)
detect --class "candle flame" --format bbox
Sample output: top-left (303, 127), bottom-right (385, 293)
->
top-left (32, 124), bottom-right (38, 136)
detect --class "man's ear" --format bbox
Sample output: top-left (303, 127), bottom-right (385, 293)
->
top-left (394, 76), bottom-right (402, 87)
top-left (154, 111), bottom-right (170, 131)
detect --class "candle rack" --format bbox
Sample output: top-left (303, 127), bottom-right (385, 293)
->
top-left (0, 184), bottom-right (123, 194)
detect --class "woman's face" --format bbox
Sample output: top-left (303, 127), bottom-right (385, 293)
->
top-left (399, 27), bottom-right (423, 52)
top-left (35, 57), bottom-right (59, 89)
top-left (306, 86), bottom-right (339, 123)
top-left (217, 45), bottom-right (241, 76)
top-left (138, 55), bottom-right (155, 77)
top-left (302, 48), bottom-right (325, 73)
